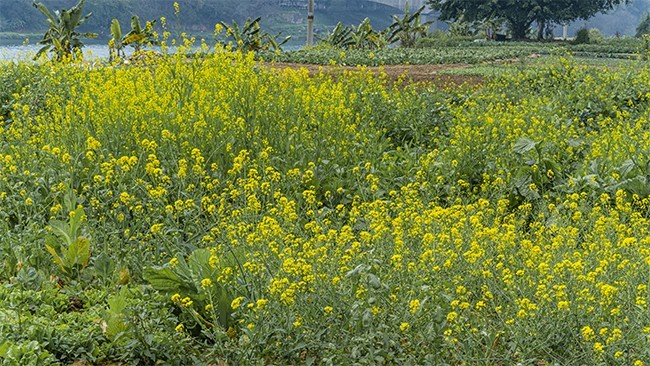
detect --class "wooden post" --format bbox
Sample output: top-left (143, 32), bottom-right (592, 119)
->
top-left (307, 0), bottom-right (314, 47)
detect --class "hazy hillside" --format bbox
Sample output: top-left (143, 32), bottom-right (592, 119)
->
top-left (568, 0), bottom-right (650, 36)
top-left (0, 0), bottom-right (401, 45)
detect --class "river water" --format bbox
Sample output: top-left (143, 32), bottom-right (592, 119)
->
top-left (0, 42), bottom-right (303, 61)
top-left (0, 43), bottom-right (139, 61)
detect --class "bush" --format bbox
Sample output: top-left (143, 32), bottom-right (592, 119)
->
top-left (573, 28), bottom-right (590, 44)
top-left (573, 28), bottom-right (605, 45)
top-left (588, 28), bottom-right (604, 44)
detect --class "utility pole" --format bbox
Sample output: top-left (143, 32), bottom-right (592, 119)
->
top-left (307, 0), bottom-right (314, 47)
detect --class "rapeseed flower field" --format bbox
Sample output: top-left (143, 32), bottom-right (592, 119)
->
top-left (2, 48), bottom-right (650, 364)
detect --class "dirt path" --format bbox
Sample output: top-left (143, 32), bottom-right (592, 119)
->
top-left (264, 62), bottom-right (484, 88)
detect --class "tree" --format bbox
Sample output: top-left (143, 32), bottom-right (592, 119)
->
top-left (637, 13), bottom-right (650, 38)
top-left (427, 0), bottom-right (630, 39)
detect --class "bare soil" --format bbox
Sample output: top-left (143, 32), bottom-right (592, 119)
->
top-left (264, 62), bottom-right (484, 89)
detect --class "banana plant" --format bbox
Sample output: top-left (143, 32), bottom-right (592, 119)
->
top-left (387, 4), bottom-right (432, 48)
top-left (109, 16), bottom-right (158, 61)
top-left (317, 19), bottom-right (387, 50)
top-left (108, 19), bottom-right (124, 60)
top-left (316, 22), bottom-right (354, 49)
top-left (220, 17), bottom-right (290, 53)
top-left (351, 18), bottom-right (388, 50)
top-left (32, 0), bottom-right (97, 61)
top-left (124, 16), bottom-right (158, 53)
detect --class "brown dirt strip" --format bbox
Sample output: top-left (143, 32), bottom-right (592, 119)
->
top-left (263, 62), bottom-right (485, 89)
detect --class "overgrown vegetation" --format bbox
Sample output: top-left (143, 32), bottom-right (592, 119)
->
top-left (3, 39), bottom-right (650, 364)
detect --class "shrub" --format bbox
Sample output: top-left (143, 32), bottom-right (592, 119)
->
top-left (588, 28), bottom-right (604, 44)
top-left (573, 28), bottom-right (590, 44)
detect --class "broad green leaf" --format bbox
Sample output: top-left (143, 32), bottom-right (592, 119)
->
top-left (32, 2), bottom-right (57, 25)
top-left (63, 187), bottom-right (76, 212)
top-left (69, 207), bottom-right (86, 239)
top-left (0, 341), bottom-right (11, 357)
top-left (567, 138), bottom-right (585, 148)
top-left (188, 248), bottom-right (215, 285)
top-left (52, 36), bottom-right (63, 51)
top-left (619, 159), bottom-right (636, 177)
top-left (215, 287), bottom-right (233, 327)
top-left (45, 244), bottom-right (67, 273)
top-left (94, 252), bottom-right (114, 279)
top-left (50, 220), bottom-right (72, 246)
top-left (34, 45), bottom-right (51, 60)
top-left (76, 236), bottom-right (91, 267)
top-left (15, 267), bottom-right (42, 290)
top-left (105, 289), bottom-right (129, 340)
top-left (143, 266), bottom-right (185, 293)
top-left (131, 16), bottom-right (142, 34)
top-left (110, 19), bottom-right (122, 43)
top-left (512, 137), bottom-right (538, 155)
top-left (123, 33), bottom-right (146, 46)
top-left (367, 273), bottom-right (381, 289)
top-left (620, 176), bottom-right (650, 197)
top-left (542, 158), bottom-right (562, 176)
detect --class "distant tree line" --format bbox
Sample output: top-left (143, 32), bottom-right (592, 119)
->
top-left (427, 0), bottom-right (631, 39)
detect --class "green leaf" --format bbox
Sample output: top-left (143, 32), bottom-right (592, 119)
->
top-left (68, 2), bottom-right (84, 30)
top-left (32, 2), bottom-right (57, 26)
top-left (619, 159), bottom-right (636, 177)
top-left (215, 287), bottom-right (233, 327)
top-left (33, 45), bottom-right (51, 60)
top-left (619, 176), bottom-right (650, 197)
top-left (50, 220), bottom-right (72, 246)
top-left (367, 273), bottom-right (381, 289)
top-left (94, 252), bottom-right (114, 279)
top-left (45, 243), bottom-right (67, 273)
top-left (51, 36), bottom-right (63, 52)
top-left (15, 267), bottom-right (42, 290)
top-left (104, 289), bottom-right (130, 340)
top-left (131, 16), bottom-right (142, 34)
top-left (513, 137), bottom-right (538, 155)
top-left (75, 236), bottom-right (91, 267)
top-left (123, 33), bottom-right (146, 46)
top-left (0, 342), bottom-right (11, 357)
top-left (110, 19), bottom-right (122, 44)
top-left (143, 266), bottom-right (186, 293)
top-left (567, 138), bottom-right (585, 148)
top-left (542, 158), bottom-right (562, 176)
top-left (69, 207), bottom-right (86, 239)
top-left (63, 187), bottom-right (76, 212)
top-left (188, 248), bottom-right (214, 283)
